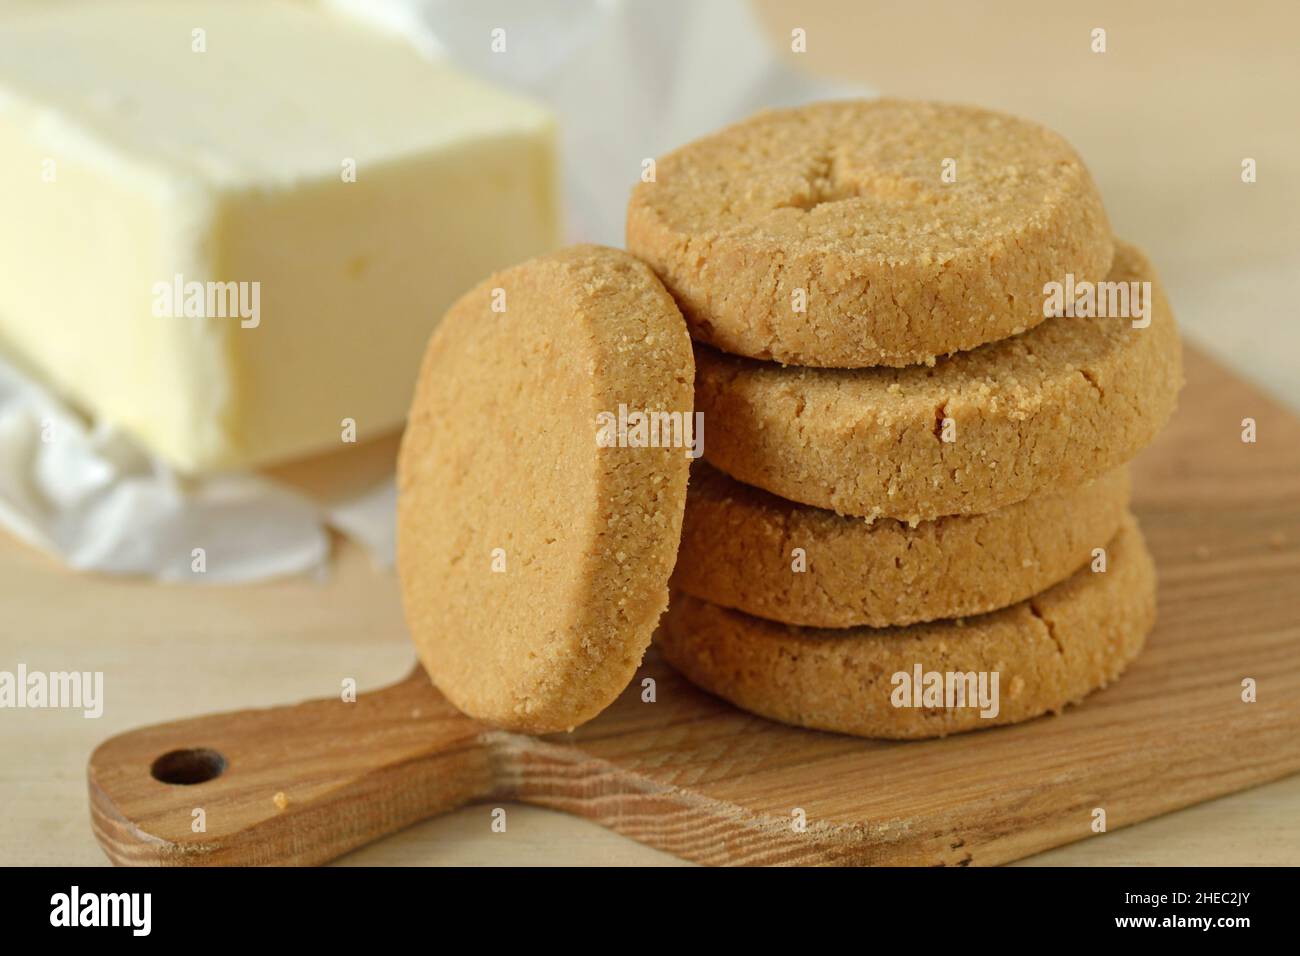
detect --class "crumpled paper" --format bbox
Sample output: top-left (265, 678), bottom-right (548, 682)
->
top-left (0, 0), bottom-right (864, 582)
top-left (331, 0), bottom-right (863, 245)
top-left (0, 354), bottom-right (339, 582)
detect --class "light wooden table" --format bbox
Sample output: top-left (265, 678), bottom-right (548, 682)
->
top-left (6, 520), bottom-right (1300, 867)
top-left (2, 0), bottom-right (1298, 865)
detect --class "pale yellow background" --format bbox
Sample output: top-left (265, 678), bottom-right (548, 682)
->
top-left (2, 0), bottom-right (1297, 865)
top-left (755, 0), bottom-right (1300, 410)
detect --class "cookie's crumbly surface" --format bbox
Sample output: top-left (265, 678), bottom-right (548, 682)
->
top-left (627, 99), bottom-right (1113, 368)
top-left (658, 515), bottom-right (1154, 739)
top-left (397, 245), bottom-right (694, 733)
top-left (673, 462), bottom-right (1129, 628)
top-left (696, 241), bottom-right (1182, 521)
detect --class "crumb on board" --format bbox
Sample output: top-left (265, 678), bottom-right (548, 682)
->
top-left (273, 792), bottom-right (289, 811)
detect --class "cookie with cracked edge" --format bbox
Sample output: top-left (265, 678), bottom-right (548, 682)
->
top-left (398, 245), bottom-right (694, 733)
top-left (694, 240), bottom-right (1182, 522)
top-left (673, 461), bottom-right (1129, 628)
top-left (627, 98), bottom-right (1113, 368)
top-left (657, 514), bottom-right (1155, 739)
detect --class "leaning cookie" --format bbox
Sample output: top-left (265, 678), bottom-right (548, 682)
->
top-left (658, 515), bottom-right (1155, 740)
top-left (672, 462), bottom-right (1129, 628)
top-left (694, 240), bottom-right (1182, 522)
top-left (627, 99), bottom-right (1113, 368)
top-left (398, 245), bottom-right (694, 734)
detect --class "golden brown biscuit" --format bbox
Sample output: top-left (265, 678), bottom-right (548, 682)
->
top-left (695, 241), bottom-right (1182, 522)
top-left (398, 245), bottom-right (694, 733)
top-left (673, 462), bottom-right (1129, 628)
top-left (658, 515), bottom-right (1154, 739)
top-left (627, 99), bottom-right (1113, 368)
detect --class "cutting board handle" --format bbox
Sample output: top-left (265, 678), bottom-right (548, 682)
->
top-left (88, 669), bottom-right (495, 866)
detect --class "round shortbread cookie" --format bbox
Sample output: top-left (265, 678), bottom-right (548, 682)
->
top-left (694, 241), bottom-right (1182, 522)
top-left (657, 515), bottom-right (1155, 739)
top-left (627, 99), bottom-right (1113, 368)
top-left (398, 245), bottom-right (694, 734)
top-left (673, 462), bottom-right (1129, 628)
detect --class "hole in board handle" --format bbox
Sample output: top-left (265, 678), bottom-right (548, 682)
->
top-left (151, 748), bottom-right (227, 785)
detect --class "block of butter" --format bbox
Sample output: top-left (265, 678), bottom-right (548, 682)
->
top-left (0, 0), bottom-right (560, 472)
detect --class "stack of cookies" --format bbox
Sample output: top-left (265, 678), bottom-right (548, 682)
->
top-left (626, 100), bottom-right (1183, 739)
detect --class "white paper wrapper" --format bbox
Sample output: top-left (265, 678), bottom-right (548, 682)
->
top-left (0, 0), bottom-right (865, 581)
top-left (331, 0), bottom-right (865, 245)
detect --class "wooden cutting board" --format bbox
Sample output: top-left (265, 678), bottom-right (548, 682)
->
top-left (88, 347), bottom-right (1300, 866)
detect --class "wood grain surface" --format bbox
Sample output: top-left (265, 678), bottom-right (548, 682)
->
top-left (86, 346), bottom-right (1300, 865)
